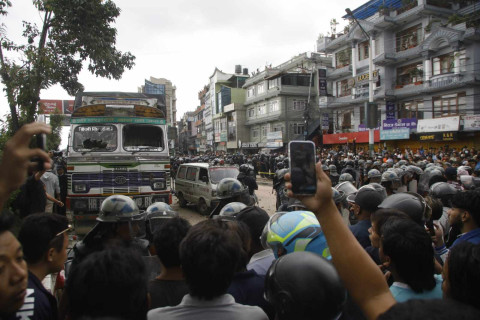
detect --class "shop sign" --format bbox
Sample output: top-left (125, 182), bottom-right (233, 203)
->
top-left (354, 70), bottom-right (379, 86)
top-left (386, 101), bottom-right (396, 120)
top-left (319, 68), bottom-right (327, 96)
top-left (416, 132), bottom-right (457, 141)
top-left (220, 130), bottom-right (228, 142)
top-left (380, 128), bottom-right (410, 140)
top-left (242, 142), bottom-right (258, 148)
top-left (214, 132), bottom-right (221, 142)
top-left (266, 141), bottom-right (282, 148)
top-left (382, 118), bottom-right (417, 130)
top-left (323, 130), bottom-right (380, 144)
top-left (463, 115), bottom-right (480, 131)
top-left (417, 116), bottom-right (459, 133)
top-left (321, 113), bottom-right (329, 130)
top-left (358, 124), bottom-right (380, 132)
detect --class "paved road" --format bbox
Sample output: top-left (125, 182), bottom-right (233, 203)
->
top-left (174, 177), bottom-right (277, 225)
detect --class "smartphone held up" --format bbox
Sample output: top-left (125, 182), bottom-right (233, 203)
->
top-left (288, 141), bottom-right (317, 195)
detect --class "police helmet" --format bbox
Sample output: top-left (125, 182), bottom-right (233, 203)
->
top-left (276, 168), bottom-right (289, 181)
top-left (265, 251), bottom-right (346, 320)
top-left (406, 165), bottom-right (423, 176)
top-left (430, 182), bottom-right (458, 206)
top-left (322, 164), bottom-right (329, 172)
top-left (335, 181), bottom-right (358, 197)
top-left (97, 195), bottom-right (143, 222)
top-left (264, 211), bottom-right (330, 259)
top-left (332, 188), bottom-right (346, 205)
top-left (287, 199), bottom-right (307, 211)
top-left (216, 178), bottom-right (248, 199)
top-left (378, 192), bottom-right (427, 225)
top-left (239, 164), bottom-right (250, 174)
top-left (215, 202), bottom-right (248, 221)
top-left (339, 173), bottom-right (354, 184)
top-left (276, 162), bottom-right (285, 170)
top-left (367, 169), bottom-right (382, 179)
top-left (145, 202), bottom-right (178, 234)
top-left (381, 171), bottom-right (398, 183)
top-left (329, 165), bottom-right (339, 176)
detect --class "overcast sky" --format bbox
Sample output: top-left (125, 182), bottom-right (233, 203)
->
top-left (0, 0), bottom-right (366, 122)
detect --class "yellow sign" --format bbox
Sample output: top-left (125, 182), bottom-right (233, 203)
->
top-left (356, 70), bottom-right (379, 82)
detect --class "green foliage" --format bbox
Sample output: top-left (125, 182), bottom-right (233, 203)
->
top-left (47, 113), bottom-right (64, 150)
top-left (0, 0), bottom-right (136, 132)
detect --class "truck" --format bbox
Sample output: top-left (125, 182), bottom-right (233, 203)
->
top-left (66, 92), bottom-right (172, 233)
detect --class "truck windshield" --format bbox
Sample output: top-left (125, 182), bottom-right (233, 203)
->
top-left (209, 167), bottom-right (239, 184)
top-left (73, 125), bottom-right (117, 152)
top-left (123, 124), bottom-right (165, 152)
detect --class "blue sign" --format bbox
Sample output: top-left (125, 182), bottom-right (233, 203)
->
top-left (386, 101), bottom-right (396, 120)
top-left (382, 118), bottom-right (417, 130)
top-left (380, 128), bottom-right (410, 140)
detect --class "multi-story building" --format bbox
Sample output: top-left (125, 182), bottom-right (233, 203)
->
top-left (178, 112), bottom-right (195, 155)
top-left (204, 66), bottom-right (250, 153)
top-left (242, 52), bottom-right (332, 153)
top-left (317, 0), bottom-right (480, 151)
top-left (138, 77), bottom-right (178, 154)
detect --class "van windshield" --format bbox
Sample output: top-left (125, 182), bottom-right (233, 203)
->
top-left (209, 167), bottom-right (239, 184)
top-left (123, 124), bottom-right (165, 152)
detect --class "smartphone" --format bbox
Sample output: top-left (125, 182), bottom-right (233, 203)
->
top-left (425, 219), bottom-right (435, 237)
top-left (288, 141), bottom-right (317, 195)
top-left (35, 133), bottom-right (47, 171)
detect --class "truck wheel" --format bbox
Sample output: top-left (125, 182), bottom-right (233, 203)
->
top-left (177, 193), bottom-right (187, 208)
top-left (197, 198), bottom-right (210, 216)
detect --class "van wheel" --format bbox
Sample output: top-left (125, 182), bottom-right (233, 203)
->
top-left (197, 198), bottom-right (210, 216)
top-left (177, 193), bottom-right (187, 208)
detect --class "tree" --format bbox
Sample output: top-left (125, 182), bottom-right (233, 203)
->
top-left (0, 0), bottom-right (135, 133)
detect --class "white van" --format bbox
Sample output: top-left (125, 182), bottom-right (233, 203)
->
top-left (175, 163), bottom-right (239, 215)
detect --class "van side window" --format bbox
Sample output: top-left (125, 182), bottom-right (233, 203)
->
top-left (199, 168), bottom-right (208, 182)
top-left (177, 166), bottom-right (187, 179)
top-left (186, 167), bottom-right (198, 181)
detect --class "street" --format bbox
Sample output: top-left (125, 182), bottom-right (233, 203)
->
top-left (173, 177), bottom-right (277, 225)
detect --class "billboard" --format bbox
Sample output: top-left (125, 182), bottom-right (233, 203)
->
top-left (417, 116), bottom-right (459, 133)
top-left (62, 100), bottom-right (75, 114)
top-left (38, 100), bottom-right (62, 114)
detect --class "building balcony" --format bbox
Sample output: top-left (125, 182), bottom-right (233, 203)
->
top-left (244, 114), bottom-right (282, 126)
top-left (329, 88), bottom-right (384, 107)
top-left (328, 65), bottom-right (352, 79)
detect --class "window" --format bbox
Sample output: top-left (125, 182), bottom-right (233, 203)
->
top-left (268, 78), bottom-right (280, 89)
top-left (186, 167), bottom-right (198, 181)
top-left (433, 92), bottom-right (466, 118)
top-left (396, 24), bottom-right (422, 52)
top-left (336, 79), bottom-right (353, 97)
top-left (281, 74), bottom-right (312, 86)
top-left (247, 87), bottom-right (255, 98)
top-left (73, 125), bottom-right (117, 152)
top-left (433, 53), bottom-right (455, 76)
top-left (177, 166), bottom-right (187, 179)
top-left (273, 124), bottom-right (284, 134)
top-left (258, 104), bottom-right (267, 115)
top-left (342, 112), bottom-right (352, 130)
top-left (358, 41), bottom-right (369, 61)
top-left (400, 100), bottom-right (424, 119)
top-left (335, 48), bottom-right (352, 68)
top-left (459, 50), bottom-right (467, 72)
top-left (396, 62), bottom-right (423, 86)
top-left (257, 82), bottom-right (265, 94)
top-left (123, 125), bottom-right (164, 152)
top-left (293, 123), bottom-right (305, 135)
top-left (293, 100), bottom-right (306, 111)
top-left (247, 108), bottom-right (255, 118)
top-left (360, 105), bottom-right (365, 125)
top-left (252, 129), bottom-right (259, 138)
top-left (261, 125), bottom-right (269, 137)
top-left (270, 100), bottom-right (279, 112)
top-left (199, 168), bottom-right (208, 182)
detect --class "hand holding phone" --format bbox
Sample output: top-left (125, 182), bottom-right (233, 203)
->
top-left (35, 133), bottom-right (47, 171)
top-left (288, 141), bottom-right (317, 195)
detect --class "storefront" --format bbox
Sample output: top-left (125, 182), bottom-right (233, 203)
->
top-left (241, 142), bottom-right (260, 154)
top-left (323, 130), bottom-right (381, 152)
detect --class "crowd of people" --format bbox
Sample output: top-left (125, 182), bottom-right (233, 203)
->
top-left (0, 122), bottom-right (480, 320)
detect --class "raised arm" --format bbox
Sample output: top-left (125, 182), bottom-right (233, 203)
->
top-left (285, 162), bottom-right (395, 320)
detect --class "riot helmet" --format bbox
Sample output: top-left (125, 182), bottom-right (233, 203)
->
top-left (215, 202), bottom-right (248, 221)
top-left (145, 202), bottom-right (178, 236)
top-left (335, 181), bottom-right (358, 197)
top-left (367, 169), bottom-right (382, 183)
top-left (265, 251), bottom-right (346, 320)
top-left (97, 195), bottom-right (143, 223)
top-left (339, 173), bottom-right (354, 184)
top-left (216, 178), bottom-right (248, 199)
top-left (329, 165), bottom-right (339, 176)
top-left (430, 182), bottom-right (458, 207)
top-left (378, 192), bottom-right (428, 225)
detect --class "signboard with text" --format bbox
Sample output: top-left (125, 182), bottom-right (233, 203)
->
top-left (39, 100), bottom-right (63, 114)
top-left (416, 132), bottom-right (457, 141)
top-left (386, 101), bottom-right (396, 120)
top-left (380, 128), bottom-right (410, 140)
top-left (463, 115), bottom-right (480, 131)
top-left (242, 142), bottom-right (258, 148)
top-left (417, 116), bottom-right (459, 133)
top-left (323, 130), bottom-right (380, 144)
top-left (382, 118), bottom-right (417, 130)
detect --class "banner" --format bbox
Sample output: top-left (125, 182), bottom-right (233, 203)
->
top-left (463, 115), bottom-right (480, 131)
top-left (62, 100), bottom-right (75, 115)
top-left (380, 128), bottom-right (410, 140)
top-left (382, 118), bottom-right (417, 130)
top-left (321, 113), bottom-right (329, 130)
top-left (386, 101), bottom-right (396, 120)
top-left (323, 130), bottom-right (380, 144)
top-left (39, 100), bottom-right (62, 114)
top-left (242, 142), bottom-right (258, 148)
top-left (417, 116), bottom-right (459, 133)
